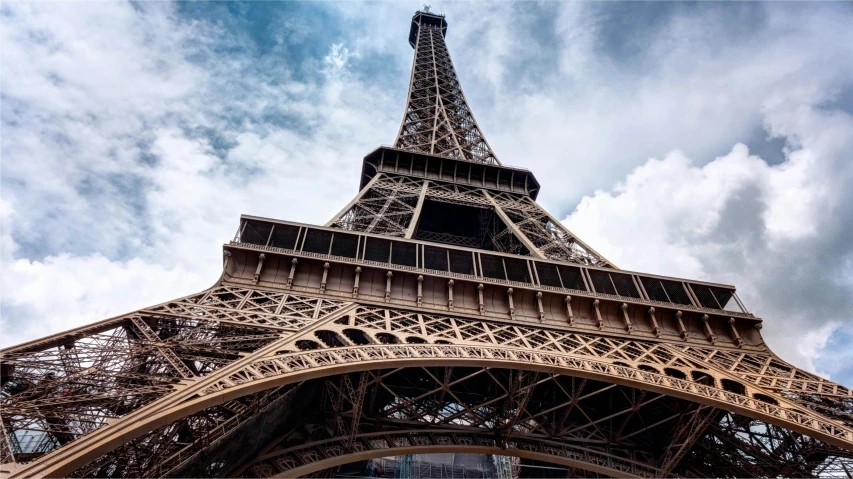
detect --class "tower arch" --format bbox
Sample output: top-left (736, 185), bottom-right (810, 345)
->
top-left (2, 7), bottom-right (852, 479)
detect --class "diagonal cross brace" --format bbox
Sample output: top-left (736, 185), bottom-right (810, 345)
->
top-left (658, 404), bottom-right (719, 475)
top-left (129, 317), bottom-right (195, 379)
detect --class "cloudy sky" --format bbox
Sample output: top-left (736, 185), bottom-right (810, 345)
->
top-left (2, 1), bottom-right (852, 386)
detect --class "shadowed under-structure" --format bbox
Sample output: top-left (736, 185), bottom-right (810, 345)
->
top-left (2, 8), bottom-right (852, 479)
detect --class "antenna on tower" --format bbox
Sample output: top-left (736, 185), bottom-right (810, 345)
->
top-left (423, 4), bottom-right (431, 13)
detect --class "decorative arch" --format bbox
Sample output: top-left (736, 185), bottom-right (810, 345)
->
top-left (342, 328), bottom-right (372, 345)
top-left (23, 342), bottom-right (853, 478)
top-left (295, 339), bottom-right (321, 350)
top-left (374, 332), bottom-right (401, 344)
top-left (664, 368), bottom-right (688, 380)
top-left (248, 430), bottom-right (659, 478)
top-left (314, 329), bottom-right (347, 348)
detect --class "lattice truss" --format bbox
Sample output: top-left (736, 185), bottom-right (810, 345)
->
top-left (68, 385), bottom-right (298, 478)
top-left (0, 286), bottom-right (351, 468)
top-left (329, 174), bottom-right (609, 265)
top-left (394, 22), bottom-right (499, 165)
top-left (4, 7), bottom-right (847, 478)
top-left (333, 306), bottom-right (853, 425)
top-left (20, 300), bottom-right (847, 478)
top-left (329, 175), bottom-right (423, 237)
top-left (236, 368), bottom-right (853, 479)
top-left (200, 307), bottom-right (851, 476)
top-left (239, 369), bottom-right (684, 478)
top-left (489, 191), bottom-right (608, 267)
top-left (691, 413), bottom-right (853, 478)
top-left (422, 183), bottom-right (531, 255)
top-left (76, 362), bottom-right (853, 479)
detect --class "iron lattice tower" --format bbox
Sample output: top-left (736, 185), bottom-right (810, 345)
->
top-left (2, 10), bottom-right (852, 479)
top-left (394, 13), bottom-right (498, 164)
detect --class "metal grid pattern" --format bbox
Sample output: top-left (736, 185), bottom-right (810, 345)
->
top-left (424, 246), bottom-right (449, 271)
top-left (589, 270), bottom-right (641, 298)
top-left (233, 218), bottom-right (753, 316)
top-left (326, 173), bottom-right (611, 267)
top-left (494, 192), bottom-right (608, 267)
top-left (3, 291), bottom-right (853, 477)
top-left (2, 8), bottom-right (851, 479)
top-left (448, 250), bottom-right (474, 275)
top-left (329, 175), bottom-right (424, 237)
top-left (68, 385), bottom-right (298, 478)
top-left (267, 223), bottom-right (300, 250)
top-left (229, 367), bottom-right (853, 478)
top-left (394, 16), bottom-right (499, 165)
top-left (0, 287), bottom-right (350, 469)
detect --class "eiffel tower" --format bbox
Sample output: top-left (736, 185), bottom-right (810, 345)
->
top-left (2, 9), bottom-right (852, 479)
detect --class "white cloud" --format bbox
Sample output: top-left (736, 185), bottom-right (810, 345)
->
top-left (2, 1), bottom-right (852, 388)
top-left (1, 254), bottom-right (208, 346)
top-left (564, 95), bottom-right (853, 373)
top-left (0, 1), bottom-right (402, 348)
top-left (437, 2), bottom-right (853, 380)
top-left (452, 3), bottom-right (853, 214)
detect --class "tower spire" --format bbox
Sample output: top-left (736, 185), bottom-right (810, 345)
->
top-left (3, 9), bottom-right (852, 479)
top-left (395, 10), bottom-right (500, 165)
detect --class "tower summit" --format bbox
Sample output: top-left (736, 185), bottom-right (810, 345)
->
top-left (2, 9), bottom-right (852, 479)
top-left (329, 9), bottom-right (611, 267)
top-left (396, 9), bottom-right (498, 164)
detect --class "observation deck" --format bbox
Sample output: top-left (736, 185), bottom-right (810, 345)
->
top-left (409, 10), bottom-right (447, 47)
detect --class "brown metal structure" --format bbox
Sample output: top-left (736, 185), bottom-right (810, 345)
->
top-left (2, 9), bottom-right (852, 478)
top-left (394, 11), bottom-right (498, 165)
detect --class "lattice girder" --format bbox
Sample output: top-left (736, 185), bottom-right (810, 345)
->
top-left (3, 8), bottom-right (851, 479)
top-left (3, 287), bottom-right (852, 477)
top-left (326, 173), bottom-right (613, 266)
top-left (65, 362), bottom-right (853, 478)
top-left (0, 287), bottom-right (352, 475)
top-left (395, 16), bottom-right (499, 165)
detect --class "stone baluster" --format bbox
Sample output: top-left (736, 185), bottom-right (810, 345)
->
top-left (223, 250), bottom-right (231, 270)
top-left (385, 271), bottom-right (393, 302)
top-left (676, 311), bottom-right (688, 340)
top-left (352, 267), bottom-right (361, 298)
top-left (593, 300), bottom-right (603, 329)
top-left (729, 318), bottom-right (743, 348)
top-left (286, 258), bottom-right (298, 289)
top-left (702, 314), bottom-right (716, 344)
top-left (647, 307), bottom-right (659, 337)
top-left (536, 292), bottom-right (545, 320)
top-left (621, 303), bottom-right (633, 332)
top-left (252, 253), bottom-right (266, 284)
top-left (565, 295), bottom-right (574, 326)
top-left (320, 262), bottom-right (330, 293)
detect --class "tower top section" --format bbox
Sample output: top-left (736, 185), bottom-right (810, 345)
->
top-left (409, 9), bottom-right (447, 48)
top-left (396, 9), bottom-right (500, 164)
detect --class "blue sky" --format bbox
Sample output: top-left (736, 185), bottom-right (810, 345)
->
top-left (1, 1), bottom-right (852, 386)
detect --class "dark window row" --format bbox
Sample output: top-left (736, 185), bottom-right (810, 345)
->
top-left (382, 151), bottom-right (531, 194)
top-left (534, 262), bottom-right (587, 291)
top-left (690, 283), bottom-right (739, 311)
top-left (242, 220), bottom-right (301, 250)
top-left (238, 220), bottom-right (742, 312)
top-left (641, 277), bottom-right (693, 306)
top-left (479, 255), bottom-right (530, 283)
top-left (588, 270), bottom-right (642, 298)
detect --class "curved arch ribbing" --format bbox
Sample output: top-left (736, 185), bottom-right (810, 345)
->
top-left (18, 341), bottom-right (853, 478)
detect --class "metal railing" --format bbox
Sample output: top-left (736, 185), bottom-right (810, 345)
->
top-left (230, 216), bottom-right (752, 318)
